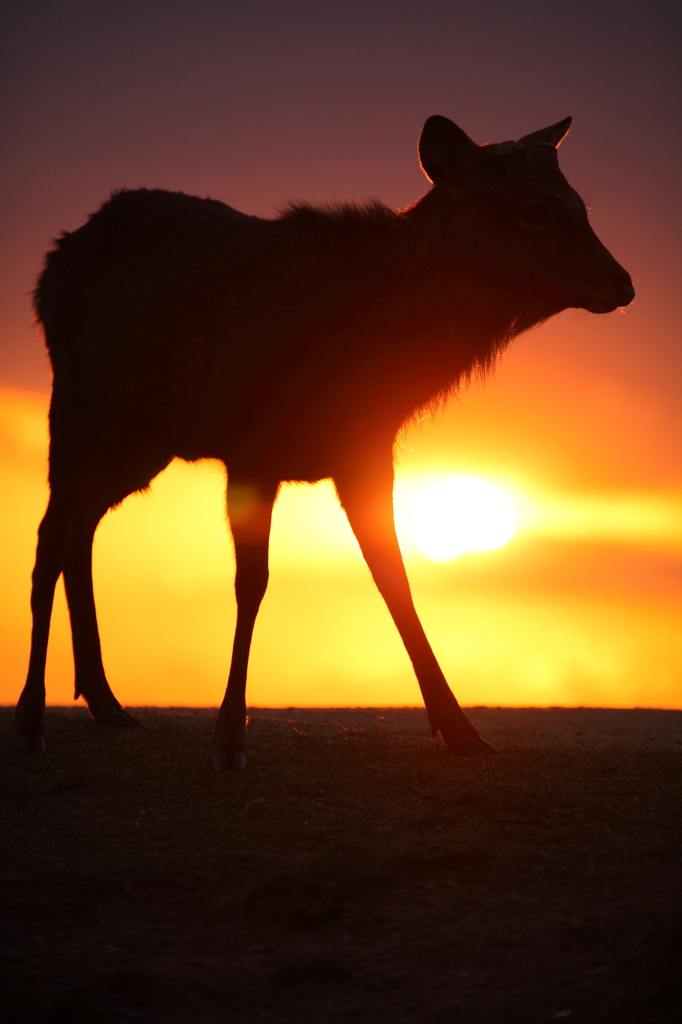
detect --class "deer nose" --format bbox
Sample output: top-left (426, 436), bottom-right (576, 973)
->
top-left (614, 267), bottom-right (635, 307)
top-left (582, 269), bottom-right (636, 313)
top-left (620, 280), bottom-right (635, 307)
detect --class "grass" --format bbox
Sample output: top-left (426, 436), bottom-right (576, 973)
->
top-left (1, 707), bottom-right (681, 1023)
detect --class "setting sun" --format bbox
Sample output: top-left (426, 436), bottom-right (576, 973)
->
top-left (411, 476), bottom-right (516, 562)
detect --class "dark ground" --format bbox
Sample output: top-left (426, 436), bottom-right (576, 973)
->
top-left (1, 706), bottom-right (681, 1023)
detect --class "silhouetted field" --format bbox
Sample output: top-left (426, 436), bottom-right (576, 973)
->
top-left (2, 707), bottom-right (680, 1023)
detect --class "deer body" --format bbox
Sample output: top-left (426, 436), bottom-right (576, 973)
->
top-left (15, 116), bottom-right (634, 767)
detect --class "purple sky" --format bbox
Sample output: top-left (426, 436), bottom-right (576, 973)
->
top-left (1, 1), bottom-right (680, 476)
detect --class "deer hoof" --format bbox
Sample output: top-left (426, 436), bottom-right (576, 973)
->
top-left (441, 731), bottom-right (499, 756)
top-left (90, 705), bottom-right (138, 728)
top-left (14, 732), bottom-right (46, 753)
top-left (212, 749), bottom-right (246, 772)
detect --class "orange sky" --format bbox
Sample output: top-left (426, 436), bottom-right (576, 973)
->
top-left (1, 340), bottom-right (679, 710)
top-left (1, 2), bottom-right (680, 710)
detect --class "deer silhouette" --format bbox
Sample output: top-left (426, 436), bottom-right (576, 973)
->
top-left (14, 115), bottom-right (634, 769)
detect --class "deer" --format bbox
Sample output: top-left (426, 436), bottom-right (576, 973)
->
top-left (14, 115), bottom-right (634, 769)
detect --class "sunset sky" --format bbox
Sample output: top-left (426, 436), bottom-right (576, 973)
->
top-left (1, 1), bottom-right (680, 710)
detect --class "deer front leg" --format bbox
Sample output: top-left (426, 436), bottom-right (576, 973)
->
top-left (212, 477), bottom-right (279, 772)
top-left (335, 457), bottom-right (497, 756)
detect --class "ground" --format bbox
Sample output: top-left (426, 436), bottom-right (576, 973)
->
top-left (1, 706), bottom-right (681, 1023)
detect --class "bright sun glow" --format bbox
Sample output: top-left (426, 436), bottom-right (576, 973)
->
top-left (411, 476), bottom-right (516, 562)
top-left (2, 392), bottom-right (682, 710)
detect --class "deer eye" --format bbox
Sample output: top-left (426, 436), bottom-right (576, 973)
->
top-left (519, 204), bottom-right (551, 233)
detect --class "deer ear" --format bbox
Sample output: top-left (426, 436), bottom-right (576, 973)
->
top-left (419, 116), bottom-right (478, 186)
top-left (518, 117), bottom-right (572, 149)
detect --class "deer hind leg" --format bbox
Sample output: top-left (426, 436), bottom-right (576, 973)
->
top-left (14, 496), bottom-right (71, 751)
top-left (334, 455), bottom-right (497, 757)
top-left (60, 447), bottom-right (172, 726)
top-left (213, 476), bottom-right (279, 772)
top-left (63, 510), bottom-right (136, 728)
